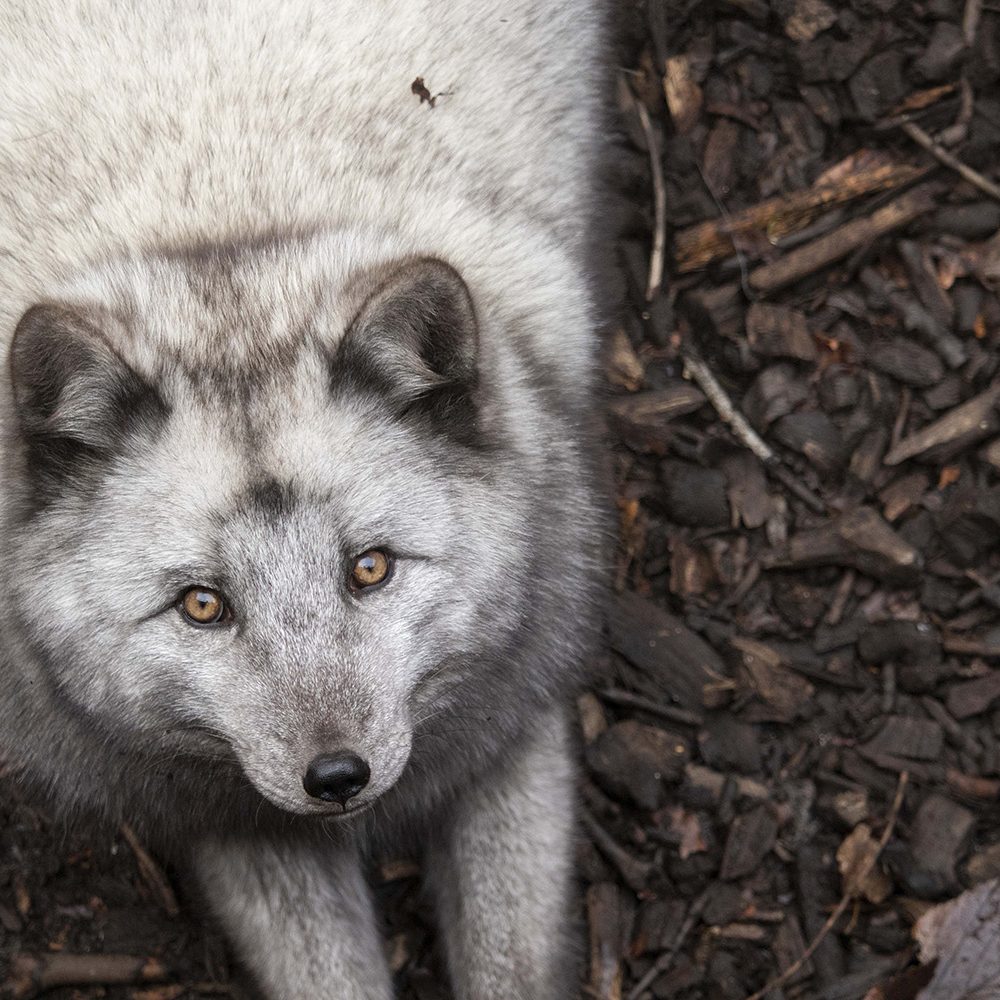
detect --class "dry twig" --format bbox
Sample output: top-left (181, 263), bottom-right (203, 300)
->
top-left (748, 185), bottom-right (937, 293)
top-left (824, 569), bottom-right (857, 626)
top-left (901, 119), bottom-right (1000, 202)
top-left (964, 0), bottom-right (984, 46)
top-left (8, 953), bottom-right (169, 999)
top-left (674, 159), bottom-right (925, 273)
top-left (120, 822), bottom-right (181, 917)
top-left (581, 809), bottom-right (654, 893)
top-left (741, 772), bottom-right (909, 1000)
top-left (627, 889), bottom-right (710, 1000)
top-left (681, 351), bottom-right (827, 514)
top-left (597, 687), bottom-right (704, 727)
top-left (943, 635), bottom-right (1000, 657)
top-left (634, 97), bottom-right (666, 302)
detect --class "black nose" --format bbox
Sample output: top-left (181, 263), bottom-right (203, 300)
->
top-left (302, 752), bottom-right (371, 805)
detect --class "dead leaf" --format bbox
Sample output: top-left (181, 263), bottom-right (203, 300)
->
top-left (837, 824), bottom-right (893, 904)
top-left (669, 539), bottom-right (716, 598)
top-left (606, 327), bottom-right (645, 391)
top-left (888, 84), bottom-right (957, 117)
top-left (663, 54), bottom-right (702, 134)
top-left (387, 932), bottom-right (410, 974)
top-left (587, 882), bottom-right (627, 1000)
top-left (862, 963), bottom-right (936, 1000)
top-left (13, 876), bottom-right (30, 917)
top-left (577, 691), bottom-right (608, 745)
top-left (616, 497), bottom-right (645, 590)
top-left (914, 878), bottom-right (1000, 999)
top-left (937, 252), bottom-right (967, 290)
top-left (731, 636), bottom-right (815, 723)
top-left (784, 0), bottom-right (837, 42)
top-left (938, 466), bottom-right (961, 489)
top-left (667, 805), bottom-right (708, 860)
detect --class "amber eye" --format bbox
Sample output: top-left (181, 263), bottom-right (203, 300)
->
top-left (179, 588), bottom-right (228, 626)
top-left (350, 549), bottom-right (393, 590)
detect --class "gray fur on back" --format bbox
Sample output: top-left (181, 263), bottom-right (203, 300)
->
top-left (0, 3), bottom-right (606, 996)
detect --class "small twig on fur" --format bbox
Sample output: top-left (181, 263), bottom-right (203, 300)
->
top-left (681, 349), bottom-right (827, 514)
top-left (634, 97), bottom-right (667, 301)
top-left (627, 889), bottom-right (710, 1000)
top-left (901, 119), bottom-right (1000, 202)
top-left (741, 772), bottom-right (909, 1000)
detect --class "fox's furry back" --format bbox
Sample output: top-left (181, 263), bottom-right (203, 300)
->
top-left (0, 0), bottom-right (600, 364)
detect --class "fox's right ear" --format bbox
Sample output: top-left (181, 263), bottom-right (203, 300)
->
top-left (9, 304), bottom-right (168, 482)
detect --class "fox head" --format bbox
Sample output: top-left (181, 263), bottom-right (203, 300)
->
top-left (3, 235), bottom-right (583, 819)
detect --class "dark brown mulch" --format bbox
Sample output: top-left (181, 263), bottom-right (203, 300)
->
top-left (590, 0), bottom-right (1000, 997)
top-left (5, 0), bottom-right (1000, 998)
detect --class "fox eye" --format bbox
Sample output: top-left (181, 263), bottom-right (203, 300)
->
top-left (179, 587), bottom-right (229, 626)
top-left (350, 549), bottom-right (393, 590)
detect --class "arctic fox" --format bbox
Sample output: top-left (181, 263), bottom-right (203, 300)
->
top-left (0, 2), bottom-right (605, 997)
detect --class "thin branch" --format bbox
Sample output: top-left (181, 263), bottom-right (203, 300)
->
top-left (680, 351), bottom-right (771, 461)
top-left (964, 0), bottom-right (984, 46)
top-left (741, 772), bottom-right (909, 1000)
top-left (681, 350), bottom-right (827, 514)
top-left (824, 568), bottom-right (857, 626)
top-left (901, 119), bottom-right (1000, 202)
top-left (597, 687), bottom-right (704, 727)
top-left (581, 810), bottom-right (654, 894)
top-left (627, 889), bottom-right (710, 1000)
top-left (9, 954), bottom-right (169, 1000)
top-left (634, 98), bottom-right (667, 302)
top-left (120, 823), bottom-right (181, 917)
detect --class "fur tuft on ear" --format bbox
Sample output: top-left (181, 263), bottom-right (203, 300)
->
top-left (9, 303), bottom-right (168, 487)
top-left (336, 258), bottom-right (479, 426)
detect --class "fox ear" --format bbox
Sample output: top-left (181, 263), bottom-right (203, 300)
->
top-left (9, 304), bottom-right (167, 481)
top-left (337, 258), bottom-right (479, 426)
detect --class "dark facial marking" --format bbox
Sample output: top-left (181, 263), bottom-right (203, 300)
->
top-left (231, 476), bottom-right (299, 524)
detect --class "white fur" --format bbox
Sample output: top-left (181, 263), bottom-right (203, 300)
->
top-left (0, 0), bottom-right (598, 394)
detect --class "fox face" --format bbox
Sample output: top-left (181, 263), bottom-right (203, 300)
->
top-left (3, 236), bottom-right (544, 819)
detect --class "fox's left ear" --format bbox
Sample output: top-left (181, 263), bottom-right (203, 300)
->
top-left (336, 258), bottom-right (479, 427)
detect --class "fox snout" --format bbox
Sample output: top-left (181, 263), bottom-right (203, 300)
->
top-left (228, 706), bottom-right (414, 817)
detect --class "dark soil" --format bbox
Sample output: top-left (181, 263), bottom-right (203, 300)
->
top-left (5, 0), bottom-right (1000, 997)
